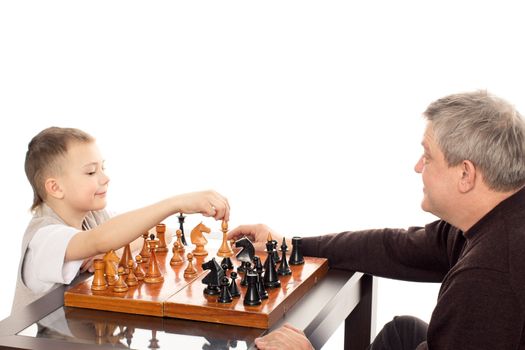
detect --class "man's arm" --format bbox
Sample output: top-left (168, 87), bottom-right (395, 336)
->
top-left (301, 220), bottom-right (463, 282)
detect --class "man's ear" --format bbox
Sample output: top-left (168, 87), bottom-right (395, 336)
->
top-left (458, 160), bottom-right (476, 193)
top-left (45, 178), bottom-right (64, 199)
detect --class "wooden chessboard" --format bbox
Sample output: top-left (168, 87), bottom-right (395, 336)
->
top-left (64, 245), bottom-right (328, 329)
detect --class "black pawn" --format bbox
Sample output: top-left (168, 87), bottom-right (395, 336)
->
top-left (218, 276), bottom-right (233, 303)
top-left (272, 239), bottom-right (281, 263)
top-left (289, 236), bottom-right (305, 265)
top-left (256, 262), bottom-right (268, 299)
top-left (238, 261), bottom-right (249, 274)
top-left (220, 257), bottom-right (234, 270)
top-left (254, 256), bottom-right (264, 274)
top-left (263, 250), bottom-right (281, 288)
top-left (240, 262), bottom-right (251, 286)
top-left (277, 237), bottom-right (292, 276)
top-left (243, 272), bottom-right (261, 306)
top-left (229, 271), bottom-right (240, 298)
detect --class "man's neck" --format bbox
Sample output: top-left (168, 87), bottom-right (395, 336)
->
top-left (453, 187), bottom-right (520, 232)
top-left (45, 201), bottom-right (88, 230)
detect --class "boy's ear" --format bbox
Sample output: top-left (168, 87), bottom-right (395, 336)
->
top-left (45, 178), bottom-right (64, 199)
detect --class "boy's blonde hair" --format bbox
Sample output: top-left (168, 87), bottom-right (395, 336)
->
top-left (25, 127), bottom-right (95, 211)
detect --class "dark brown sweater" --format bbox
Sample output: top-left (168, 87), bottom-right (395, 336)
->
top-left (302, 187), bottom-right (525, 349)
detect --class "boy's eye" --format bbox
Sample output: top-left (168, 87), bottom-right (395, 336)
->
top-left (87, 171), bottom-right (96, 176)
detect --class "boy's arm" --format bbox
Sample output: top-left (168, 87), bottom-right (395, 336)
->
top-left (65, 190), bottom-right (229, 261)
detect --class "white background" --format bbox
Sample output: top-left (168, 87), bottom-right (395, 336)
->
top-left (1, 1), bottom-right (525, 348)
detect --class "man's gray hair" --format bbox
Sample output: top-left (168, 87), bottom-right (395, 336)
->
top-left (424, 90), bottom-right (525, 192)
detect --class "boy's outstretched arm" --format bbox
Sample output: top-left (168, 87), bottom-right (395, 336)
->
top-left (65, 190), bottom-right (229, 261)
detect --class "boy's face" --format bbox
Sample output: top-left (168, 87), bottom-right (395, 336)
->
top-left (55, 141), bottom-right (110, 212)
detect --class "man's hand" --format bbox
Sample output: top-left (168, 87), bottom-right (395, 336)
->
top-left (255, 323), bottom-right (314, 350)
top-left (227, 224), bottom-right (283, 251)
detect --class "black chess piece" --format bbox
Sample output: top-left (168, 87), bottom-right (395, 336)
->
top-left (229, 271), bottom-right (241, 298)
top-left (177, 213), bottom-right (188, 246)
top-left (256, 261), bottom-right (268, 299)
top-left (243, 272), bottom-right (261, 306)
top-left (220, 256), bottom-right (234, 270)
top-left (277, 237), bottom-right (292, 276)
top-left (237, 261), bottom-right (249, 273)
top-left (263, 249), bottom-right (281, 289)
top-left (263, 240), bottom-right (276, 272)
top-left (235, 237), bottom-right (255, 263)
top-left (240, 262), bottom-right (251, 286)
top-left (271, 239), bottom-right (281, 263)
top-left (218, 276), bottom-right (233, 303)
top-left (289, 236), bottom-right (305, 265)
top-left (202, 258), bottom-right (224, 295)
top-left (254, 256), bottom-right (264, 273)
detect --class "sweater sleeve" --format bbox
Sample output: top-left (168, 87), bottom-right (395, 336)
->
top-left (300, 220), bottom-right (463, 282)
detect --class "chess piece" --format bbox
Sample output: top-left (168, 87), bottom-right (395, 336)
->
top-left (263, 245), bottom-right (281, 288)
top-left (103, 250), bottom-right (119, 286)
top-left (263, 237), bottom-right (276, 272)
top-left (238, 261), bottom-right (250, 274)
top-left (134, 255), bottom-right (146, 281)
top-left (125, 260), bottom-right (139, 287)
top-left (228, 271), bottom-right (241, 298)
top-left (144, 234), bottom-right (164, 283)
top-left (191, 222), bottom-right (211, 256)
top-left (240, 262), bottom-right (251, 286)
top-left (91, 259), bottom-right (108, 291)
top-left (277, 237), bottom-right (292, 276)
top-left (113, 267), bottom-right (129, 293)
top-left (177, 213), bottom-right (188, 246)
top-left (271, 239), bottom-right (280, 263)
top-left (243, 272), bottom-right (261, 306)
top-left (170, 241), bottom-right (184, 266)
top-left (139, 233), bottom-right (151, 264)
top-left (218, 276), bottom-right (233, 303)
top-left (155, 224), bottom-right (168, 253)
top-left (217, 220), bottom-right (234, 257)
top-left (256, 260), bottom-right (268, 299)
top-left (119, 244), bottom-right (134, 274)
top-left (220, 256), bottom-right (234, 270)
top-left (265, 232), bottom-right (280, 264)
top-left (184, 253), bottom-right (198, 278)
top-left (176, 230), bottom-right (185, 253)
top-left (235, 237), bottom-right (255, 265)
top-left (289, 236), bottom-right (305, 265)
top-left (202, 258), bottom-right (224, 295)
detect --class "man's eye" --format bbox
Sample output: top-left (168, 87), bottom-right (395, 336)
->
top-left (87, 171), bottom-right (96, 176)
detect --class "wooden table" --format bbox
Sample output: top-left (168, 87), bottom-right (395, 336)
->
top-left (0, 270), bottom-right (376, 350)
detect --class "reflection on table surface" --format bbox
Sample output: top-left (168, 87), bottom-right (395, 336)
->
top-left (17, 306), bottom-right (263, 350)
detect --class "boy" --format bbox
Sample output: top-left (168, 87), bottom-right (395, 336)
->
top-left (12, 126), bottom-right (230, 313)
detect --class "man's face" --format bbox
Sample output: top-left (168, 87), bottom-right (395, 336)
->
top-left (57, 141), bottom-right (110, 213)
top-left (414, 124), bottom-right (460, 219)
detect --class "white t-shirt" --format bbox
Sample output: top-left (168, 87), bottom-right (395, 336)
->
top-left (23, 224), bottom-right (84, 294)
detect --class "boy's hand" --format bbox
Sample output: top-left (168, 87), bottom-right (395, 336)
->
top-left (227, 224), bottom-right (283, 251)
top-left (176, 190), bottom-right (230, 221)
top-left (80, 253), bottom-right (104, 273)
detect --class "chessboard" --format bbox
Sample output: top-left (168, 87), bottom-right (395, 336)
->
top-left (64, 223), bottom-right (329, 329)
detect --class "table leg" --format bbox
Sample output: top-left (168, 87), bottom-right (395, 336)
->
top-left (344, 274), bottom-right (376, 350)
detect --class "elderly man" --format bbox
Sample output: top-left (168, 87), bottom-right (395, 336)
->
top-left (228, 91), bottom-right (525, 349)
